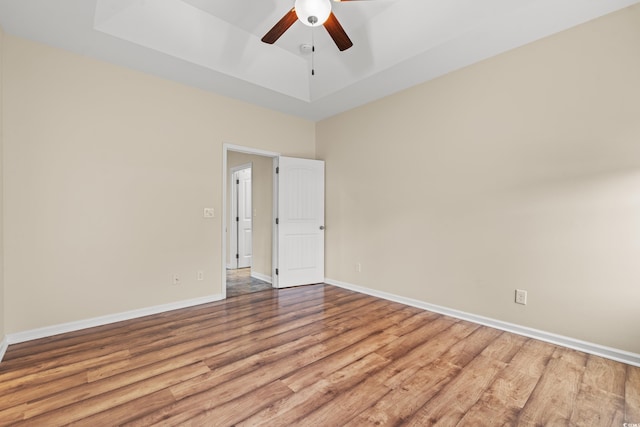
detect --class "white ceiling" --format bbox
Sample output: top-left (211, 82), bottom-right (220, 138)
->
top-left (0, 0), bottom-right (638, 121)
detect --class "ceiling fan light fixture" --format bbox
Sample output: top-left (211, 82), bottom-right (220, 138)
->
top-left (295, 0), bottom-right (332, 27)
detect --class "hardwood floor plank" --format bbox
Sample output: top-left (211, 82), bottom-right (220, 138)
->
top-left (626, 365), bottom-right (640, 424)
top-left (1, 302), bottom-right (220, 364)
top-left (1, 298), bottom-right (282, 374)
top-left (168, 380), bottom-right (294, 426)
top-left (280, 329), bottom-right (400, 392)
top-left (516, 347), bottom-right (587, 426)
top-left (175, 303), bottom-right (413, 401)
top-left (0, 350), bottom-right (129, 403)
top-left (352, 329), bottom-right (508, 426)
top-left (570, 385), bottom-right (625, 426)
top-left (377, 321), bottom-right (480, 389)
top-left (11, 362), bottom-right (210, 426)
top-left (2, 284), bottom-right (332, 367)
top-left (124, 332), bottom-right (332, 426)
top-left (284, 373), bottom-right (393, 426)
top-left (301, 324), bottom-right (501, 425)
top-left (0, 283), bottom-right (637, 425)
top-left (84, 301), bottom-right (330, 382)
top-left (128, 302), bottom-right (413, 425)
top-left (403, 333), bottom-right (518, 426)
top-left (348, 357), bottom-right (461, 426)
top-left (443, 325), bottom-right (504, 367)
top-left (479, 330), bottom-right (528, 363)
top-left (0, 372), bottom-right (87, 415)
top-left (567, 355), bottom-right (627, 426)
top-left (85, 286), bottom-right (357, 384)
top-left (373, 315), bottom-right (455, 362)
top-left (384, 309), bottom-right (440, 335)
top-left (412, 356), bottom-right (507, 426)
top-left (457, 338), bottom-right (556, 426)
top-left (0, 346), bottom-right (131, 386)
top-left (200, 298), bottom-right (398, 376)
top-left (280, 310), bottom-right (443, 393)
top-left (237, 353), bottom-right (390, 426)
top-left (581, 354), bottom-right (627, 397)
top-left (68, 389), bottom-right (177, 427)
top-left (0, 402), bottom-right (27, 425)
top-left (376, 333), bottom-right (525, 425)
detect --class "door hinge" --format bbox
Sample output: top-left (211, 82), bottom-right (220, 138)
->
top-left (276, 166), bottom-right (279, 174)
top-left (236, 254), bottom-right (239, 259)
top-left (275, 218), bottom-right (279, 225)
top-left (236, 216), bottom-right (239, 222)
top-left (236, 179), bottom-right (239, 184)
top-left (275, 268), bottom-right (279, 275)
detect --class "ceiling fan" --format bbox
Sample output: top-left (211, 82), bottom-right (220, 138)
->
top-left (261, 0), bottom-right (367, 52)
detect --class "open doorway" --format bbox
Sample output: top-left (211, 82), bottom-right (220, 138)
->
top-left (224, 146), bottom-right (277, 297)
top-left (222, 143), bottom-right (326, 298)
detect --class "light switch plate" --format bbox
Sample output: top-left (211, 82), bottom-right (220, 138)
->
top-left (203, 208), bottom-right (215, 218)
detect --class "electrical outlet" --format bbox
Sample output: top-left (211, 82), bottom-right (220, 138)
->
top-left (356, 263), bottom-right (362, 273)
top-left (515, 289), bottom-right (527, 305)
top-left (197, 271), bottom-right (204, 281)
top-left (173, 274), bottom-right (180, 286)
top-left (203, 208), bottom-right (215, 218)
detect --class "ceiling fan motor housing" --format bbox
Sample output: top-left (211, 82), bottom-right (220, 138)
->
top-left (261, 0), bottom-right (353, 52)
top-left (295, 0), bottom-right (332, 26)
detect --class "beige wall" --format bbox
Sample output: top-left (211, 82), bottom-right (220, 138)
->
top-left (227, 151), bottom-right (273, 280)
top-left (2, 35), bottom-right (314, 333)
top-left (317, 5), bottom-right (640, 353)
top-left (0, 25), bottom-right (5, 341)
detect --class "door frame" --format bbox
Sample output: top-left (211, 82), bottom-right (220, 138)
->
top-left (229, 163), bottom-right (252, 270)
top-left (222, 143), bottom-right (280, 299)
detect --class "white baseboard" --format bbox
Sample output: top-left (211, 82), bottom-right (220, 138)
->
top-left (0, 336), bottom-right (8, 364)
top-left (251, 271), bottom-right (272, 284)
top-left (6, 294), bottom-right (223, 346)
top-left (325, 278), bottom-right (640, 368)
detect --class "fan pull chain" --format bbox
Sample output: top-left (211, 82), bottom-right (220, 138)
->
top-left (311, 27), bottom-right (315, 76)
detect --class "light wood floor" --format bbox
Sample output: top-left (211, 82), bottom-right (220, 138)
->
top-left (1, 284), bottom-right (639, 426)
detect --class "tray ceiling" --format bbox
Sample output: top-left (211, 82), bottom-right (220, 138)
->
top-left (0, 0), bottom-right (638, 120)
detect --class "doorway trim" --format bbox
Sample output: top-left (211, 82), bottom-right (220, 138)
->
top-left (222, 143), bottom-right (280, 299)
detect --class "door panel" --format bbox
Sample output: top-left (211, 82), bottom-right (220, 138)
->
top-left (237, 168), bottom-right (252, 268)
top-left (277, 157), bottom-right (324, 287)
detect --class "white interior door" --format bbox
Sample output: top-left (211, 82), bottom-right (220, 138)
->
top-left (276, 156), bottom-right (325, 287)
top-left (236, 167), bottom-right (252, 268)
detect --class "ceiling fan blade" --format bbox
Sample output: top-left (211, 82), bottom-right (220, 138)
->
top-left (262, 8), bottom-right (297, 44)
top-left (324, 12), bottom-right (353, 51)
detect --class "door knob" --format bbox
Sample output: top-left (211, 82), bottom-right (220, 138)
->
top-left (319, 225), bottom-right (325, 230)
